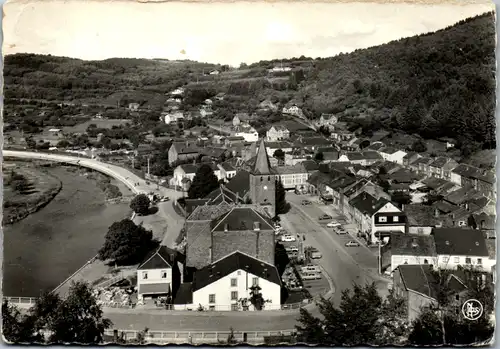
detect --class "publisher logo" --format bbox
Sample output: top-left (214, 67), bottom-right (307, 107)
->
top-left (462, 299), bottom-right (483, 321)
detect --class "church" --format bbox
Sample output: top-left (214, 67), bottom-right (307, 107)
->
top-left (174, 139), bottom-right (282, 310)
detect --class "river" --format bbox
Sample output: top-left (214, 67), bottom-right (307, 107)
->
top-left (3, 166), bottom-right (132, 297)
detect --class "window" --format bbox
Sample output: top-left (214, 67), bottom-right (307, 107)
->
top-left (393, 216), bottom-right (399, 223)
top-left (231, 303), bottom-right (239, 311)
top-left (209, 306), bottom-right (215, 311)
top-left (455, 295), bottom-right (460, 301)
top-left (161, 270), bottom-right (167, 279)
top-left (453, 257), bottom-right (460, 263)
top-left (465, 257), bottom-right (471, 264)
top-left (442, 256), bottom-right (449, 263)
top-left (424, 259), bottom-right (429, 264)
top-left (458, 221), bottom-right (466, 227)
top-left (379, 216), bottom-right (387, 223)
top-left (477, 258), bottom-right (483, 265)
top-left (403, 259), bottom-right (408, 264)
top-left (209, 294), bottom-right (216, 304)
top-left (231, 291), bottom-right (238, 300)
top-left (142, 272), bottom-right (148, 279)
top-left (252, 277), bottom-right (259, 287)
top-left (237, 271), bottom-right (241, 276)
top-left (230, 278), bottom-right (237, 287)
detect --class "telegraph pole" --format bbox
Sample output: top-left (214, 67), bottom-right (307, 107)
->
top-left (147, 156), bottom-right (151, 177)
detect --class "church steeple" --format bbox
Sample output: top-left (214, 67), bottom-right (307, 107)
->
top-left (252, 138), bottom-right (271, 175)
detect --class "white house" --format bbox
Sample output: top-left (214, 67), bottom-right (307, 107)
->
top-left (318, 114), bottom-right (338, 130)
top-left (137, 246), bottom-right (182, 303)
top-left (128, 102), bottom-right (140, 111)
top-left (200, 108), bottom-right (213, 118)
top-left (379, 147), bottom-right (408, 165)
top-left (233, 124), bottom-right (259, 142)
top-left (163, 111), bottom-right (185, 124)
top-left (282, 105), bottom-right (302, 116)
top-left (172, 163), bottom-right (222, 187)
top-left (270, 66), bottom-right (292, 73)
top-left (190, 251), bottom-right (282, 311)
top-left (371, 201), bottom-right (406, 244)
top-left (218, 162), bottom-right (237, 182)
top-left (386, 233), bottom-right (438, 274)
top-left (209, 70), bottom-right (220, 75)
top-left (432, 228), bottom-right (494, 272)
top-left (274, 164), bottom-right (310, 190)
top-left (170, 87), bottom-right (185, 96)
top-left (266, 125), bottom-right (290, 142)
top-left (265, 141), bottom-right (294, 157)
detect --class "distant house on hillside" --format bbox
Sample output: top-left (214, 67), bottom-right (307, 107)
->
top-left (266, 125), bottom-right (290, 142)
top-left (128, 102), bottom-right (140, 111)
top-left (282, 104), bottom-right (302, 117)
top-left (170, 87), bottom-right (185, 96)
top-left (162, 111), bottom-right (184, 125)
top-left (318, 114), bottom-right (338, 130)
top-left (168, 142), bottom-right (199, 165)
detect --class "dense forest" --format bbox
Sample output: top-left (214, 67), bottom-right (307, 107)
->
top-left (3, 12), bottom-right (496, 153)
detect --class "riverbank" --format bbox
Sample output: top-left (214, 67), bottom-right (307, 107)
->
top-left (3, 162), bottom-right (63, 225)
top-left (3, 165), bottom-right (132, 297)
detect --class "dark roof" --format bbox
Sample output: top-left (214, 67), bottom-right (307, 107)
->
top-left (390, 232), bottom-right (436, 256)
top-left (185, 199), bottom-right (210, 215)
top-left (187, 202), bottom-right (233, 221)
top-left (302, 160), bottom-right (320, 172)
top-left (138, 246), bottom-right (182, 270)
top-left (370, 130), bottom-right (390, 142)
top-left (404, 204), bottom-right (443, 227)
top-left (323, 151), bottom-right (339, 161)
top-left (412, 157), bottom-right (433, 166)
top-left (422, 177), bottom-right (449, 190)
top-left (179, 164), bottom-right (199, 174)
top-left (444, 187), bottom-right (480, 205)
top-left (433, 200), bottom-right (458, 214)
top-left (300, 137), bottom-right (332, 146)
top-left (171, 142), bottom-right (199, 154)
top-left (429, 157), bottom-right (450, 168)
top-left (225, 170), bottom-right (251, 198)
top-left (366, 142), bottom-right (385, 151)
top-left (363, 151), bottom-right (383, 160)
top-left (200, 147), bottom-right (226, 158)
top-left (343, 179), bottom-right (369, 198)
top-left (173, 283), bottom-right (193, 304)
top-left (220, 162), bottom-right (236, 172)
top-left (251, 139), bottom-right (272, 175)
top-left (432, 228), bottom-right (489, 257)
top-left (204, 186), bottom-right (243, 205)
top-left (265, 141), bottom-right (293, 149)
top-left (451, 164), bottom-right (494, 184)
top-left (380, 146), bottom-right (399, 155)
top-left (211, 207), bottom-right (273, 231)
top-left (192, 251), bottom-right (281, 292)
top-left (349, 192), bottom-right (388, 216)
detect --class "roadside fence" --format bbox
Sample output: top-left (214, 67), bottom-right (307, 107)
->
top-left (104, 329), bottom-right (297, 344)
top-left (3, 297), bottom-right (38, 306)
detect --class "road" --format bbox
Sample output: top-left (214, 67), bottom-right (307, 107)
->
top-left (3, 150), bottom-right (184, 248)
top-left (282, 193), bottom-right (389, 306)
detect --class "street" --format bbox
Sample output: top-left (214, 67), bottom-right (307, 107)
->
top-left (282, 192), bottom-right (389, 306)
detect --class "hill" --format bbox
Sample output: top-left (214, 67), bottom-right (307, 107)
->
top-left (3, 12), bottom-right (496, 155)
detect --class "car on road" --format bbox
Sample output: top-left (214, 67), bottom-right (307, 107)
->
top-left (301, 200), bottom-right (312, 206)
top-left (311, 251), bottom-right (322, 259)
top-left (318, 214), bottom-right (332, 221)
top-left (345, 240), bottom-right (361, 247)
top-left (326, 221), bottom-right (341, 228)
top-left (336, 229), bottom-right (348, 235)
top-left (160, 197), bottom-right (170, 202)
top-left (281, 234), bottom-right (296, 242)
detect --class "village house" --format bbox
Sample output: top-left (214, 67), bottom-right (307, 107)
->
top-left (171, 163), bottom-right (222, 187)
top-left (199, 147), bottom-right (228, 163)
top-left (346, 192), bottom-right (389, 238)
top-left (295, 137), bottom-right (332, 152)
top-left (450, 164), bottom-right (495, 198)
top-left (163, 111), bottom-right (185, 125)
top-left (432, 228), bottom-right (493, 272)
top-left (381, 233), bottom-right (437, 275)
top-left (170, 87), bottom-right (185, 96)
top-left (270, 65), bottom-right (292, 73)
top-left (371, 201), bottom-right (407, 244)
top-left (333, 178), bottom-right (389, 215)
top-left (337, 151), bottom-right (383, 166)
top-left (224, 136), bottom-right (246, 148)
top-left (232, 113), bottom-right (254, 126)
top-left (274, 163), bottom-right (310, 191)
top-left (402, 152), bottom-right (421, 167)
top-left (168, 142), bottom-right (199, 165)
top-left (215, 92), bottom-right (226, 101)
top-left (184, 251), bottom-right (281, 311)
top-left (282, 104), bottom-right (302, 116)
top-left (217, 162), bottom-right (237, 182)
top-left (137, 246), bottom-right (184, 303)
top-left (128, 102), bottom-right (140, 111)
top-left (378, 147), bottom-right (408, 165)
top-left (317, 113), bottom-right (338, 130)
top-left (265, 141), bottom-right (294, 157)
top-left (370, 130), bottom-right (391, 143)
top-left (233, 124), bottom-right (259, 142)
top-left (366, 142), bottom-right (386, 152)
top-left (428, 157), bottom-right (459, 180)
top-left (392, 264), bottom-right (468, 322)
top-left (266, 125), bottom-right (290, 142)
top-left (330, 129), bottom-right (356, 142)
top-left (410, 157), bottom-right (434, 176)
top-left (258, 99), bottom-right (279, 112)
top-left (404, 204), bottom-right (447, 235)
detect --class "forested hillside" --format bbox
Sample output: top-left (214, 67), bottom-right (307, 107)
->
top-left (3, 12), bottom-right (496, 153)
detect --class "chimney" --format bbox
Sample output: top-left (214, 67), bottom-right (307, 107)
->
top-left (253, 222), bottom-right (261, 231)
top-left (224, 224), bottom-right (229, 232)
top-left (434, 208), bottom-right (440, 218)
top-left (411, 237), bottom-right (418, 248)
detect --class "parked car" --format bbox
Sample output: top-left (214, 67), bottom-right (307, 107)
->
top-left (160, 197), bottom-right (170, 202)
top-left (336, 229), bottom-right (348, 235)
top-left (301, 265), bottom-right (321, 273)
top-left (302, 272), bottom-right (322, 280)
top-left (285, 247), bottom-right (299, 254)
top-left (311, 251), bottom-right (322, 259)
top-left (318, 214), bottom-right (332, 221)
top-left (301, 200), bottom-right (312, 206)
top-left (326, 221), bottom-right (341, 228)
top-left (345, 240), bottom-right (360, 247)
top-left (281, 234), bottom-right (296, 242)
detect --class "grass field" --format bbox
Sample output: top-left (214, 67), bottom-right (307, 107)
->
top-left (62, 118), bottom-right (132, 133)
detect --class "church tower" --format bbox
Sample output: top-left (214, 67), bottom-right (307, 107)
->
top-left (248, 138), bottom-right (276, 217)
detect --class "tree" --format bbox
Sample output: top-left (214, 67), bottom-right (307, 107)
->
top-left (408, 309), bottom-right (444, 345)
top-left (130, 194), bottom-right (151, 216)
top-left (249, 285), bottom-right (269, 310)
top-left (2, 300), bottom-right (41, 343)
top-left (47, 282), bottom-right (112, 344)
top-left (274, 242), bottom-right (290, 276)
top-left (296, 283), bottom-right (408, 346)
top-left (275, 178), bottom-right (289, 216)
top-left (273, 149), bottom-right (285, 162)
top-left (390, 191), bottom-right (411, 208)
top-left (314, 152), bottom-right (324, 162)
top-left (98, 219), bottom-right (159, 265)
top-left (188, 164), bottom-right (219, 199)
top-left (411, 139), bottom-right (427, 153)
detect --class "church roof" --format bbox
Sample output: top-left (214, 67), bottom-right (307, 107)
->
top-left (252, 139), bottom-right (272, 175)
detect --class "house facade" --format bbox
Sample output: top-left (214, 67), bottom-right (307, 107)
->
top-left (274, 164), bottom-right (310, 190)
top-left (371, 202), bottom-right (406, 244)
top-left (168, 142), bottom-right (200, 165)
top-left (190, 252), bottom-right (281, 311)
top-left (266, 126), bottom-right (290, 142)
top-left (378, 147), bottom-right (407, 165)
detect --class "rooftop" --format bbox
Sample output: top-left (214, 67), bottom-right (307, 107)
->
top-left (138, 246), bottom-right (184, 270)
top-left (404, 204), bottom-right (444, 227)
top-left (432, 228), bottom-right (489, 257)
top-left (211, 207), bottom-right (274, 232)
top-left (390, 232), bottom-right (436, 256)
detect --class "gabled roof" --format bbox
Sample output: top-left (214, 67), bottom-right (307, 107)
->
top-left (432, 228), bottom-right (489, 257)
top-left (274, 163), bottom-right (307, 175)
top-left (444, 187), bottom-right (480, 205)
top-left (219, 162), bottom-right (236, 172)
top-left (349, 192), bottom-right (387, 216)
top-left (404, 204), bottom-right (445, 227)
top-left (429, 157), bottom-right (453, 168)
top-left (138, 246), bottom-right (183, 270)
top-left (252, 139), bottom-right (272, 175)
top-left (390, 232), bottom-right (437, 256)
top-left (211, 206), bottom-right (274, 232)
top-left (225, 170), bottom-right (251, 198)
top-left (412, 157), bottom-right (433, 166)
top-left (204, 185), bottom-right (243, 205)
top-left (302, 160), bottom-right (320, 172)
top-left (171, 142), bottom-right (199, 154)
top-left (269, 125), bottom-right (289, 132)
top-left (192, 251), bottom-right (281, 292)
top-left (187, 201), bottom-right (233, 221)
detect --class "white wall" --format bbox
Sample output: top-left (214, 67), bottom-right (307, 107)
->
top-left (279, 173), bottom-right (309, 189)
top-left (235, 131), bottom-right (259, 142)
top-left (137, 268), bottom-right (172, 297)
top-left (391, 255), bottom-right (438, 272)
top-left (437, 255), bottom-right (493, 272)
top-left (450, 172), bottom-right (462, 186)
top-left (192, 269), bottom-right (281, 311)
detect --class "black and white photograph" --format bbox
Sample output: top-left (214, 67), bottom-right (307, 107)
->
top-left (1, 0), bottom-right (497, 345)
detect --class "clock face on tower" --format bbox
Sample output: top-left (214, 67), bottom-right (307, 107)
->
top-left (263, 186), bottom-right (268, 190)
